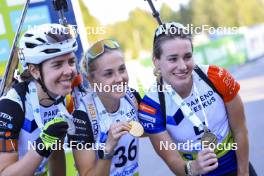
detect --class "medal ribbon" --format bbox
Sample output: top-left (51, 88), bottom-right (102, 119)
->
top-left (163, 81), bottom-right (206, 131)
top-left (28, 81), bottom-right (75, 134)
top-left (93, 93), bottom-right (114, 133)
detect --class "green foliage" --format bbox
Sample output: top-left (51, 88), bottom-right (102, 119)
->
top-left (159, 3), bottom-right (193, 26)
top-left (160, 4), bottom-right (179, 22)
top-left (105, 8), bottom-right (156, 59)
top-left (78, 0), bottom-right (103, 42)
top-left (78, 0), bottom-right (264, 59)
top-left (190, 0), bottom-right (264, 27)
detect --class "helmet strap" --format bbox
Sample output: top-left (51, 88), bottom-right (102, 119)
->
top-left (37, 64), bottom-right (61, 103)
top-left (37, 77), bottom-right (56, 102)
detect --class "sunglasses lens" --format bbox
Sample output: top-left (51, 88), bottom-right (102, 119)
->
top-left (103, 39), bottom-right (120, 49)
top-left (87, 39), bottom-right (120, 59)
top-left (88, 41), bottom-right (104, 59)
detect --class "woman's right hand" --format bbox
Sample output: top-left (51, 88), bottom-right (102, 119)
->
top-left (35, 117), bottom-right (69, 157)
top-left (104, 121), bottom-right (131, 153)
top-left (191, 148), bottom-right (218, 175)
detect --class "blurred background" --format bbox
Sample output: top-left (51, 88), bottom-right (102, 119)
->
top-left (0, 0), bottom-right (263, 175)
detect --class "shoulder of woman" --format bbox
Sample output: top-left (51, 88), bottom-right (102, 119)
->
top-left (1, 87), bottom-right (25, 110)
top-left (205, 65), bottom-right (240, 102)
top-left (128, 88), bottom-right (141, 100)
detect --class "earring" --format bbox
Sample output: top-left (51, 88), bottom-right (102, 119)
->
top-left (153, 67), bottom-right (161, 84)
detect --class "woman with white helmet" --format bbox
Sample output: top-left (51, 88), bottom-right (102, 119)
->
top-left (0, 23), bottom-right (78, 176)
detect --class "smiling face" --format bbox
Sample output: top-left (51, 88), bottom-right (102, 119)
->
top-left (88, 50), bottom-right (129, 101)
top-left (40, 52), bottom-right (77, 96)
top-left (154, 38), bottom-right (194, 93)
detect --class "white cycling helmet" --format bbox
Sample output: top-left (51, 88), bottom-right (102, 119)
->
top-left (18, 23), bottom-right (78, 67)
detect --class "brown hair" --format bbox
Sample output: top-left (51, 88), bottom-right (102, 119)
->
top-left (153, 30), bottom-right (193, 59)
top-left (19, 69), bottom-right (34, 82)
top-left (19, 63), bottom-right (41, 82)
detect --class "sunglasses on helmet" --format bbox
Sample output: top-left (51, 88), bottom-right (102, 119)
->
top-left (86, 39), bottom-right (120, 61)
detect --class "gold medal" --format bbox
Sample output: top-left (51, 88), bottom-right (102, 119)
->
top-left (129, 121), bottom-right (144, 137)
top-left (201, 131), bottom-right (218, 148)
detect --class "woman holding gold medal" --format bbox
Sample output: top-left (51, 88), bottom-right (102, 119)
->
top-left (139, 22), bottom-right (255, 175)
top-left (68, 39), bottom-right (144, 176)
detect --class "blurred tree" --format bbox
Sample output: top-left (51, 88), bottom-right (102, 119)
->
top-left (232, 0), bottom-right (264, 26)
top-left (190, 0), bottom-right (264, 27)
top-left (159, 3), bottom-right (192, 26)
top-left (128, 9), bottom-right (157, 53)
top-left (105, 8), bottom-right (156, 59)
top-left (160, 4), bottom-right (179, 22)
top-left (179, 4), bottom-right (193, 26)
top-left (78, 0), bottom-right (102, 42)
top-left (78, 0), bottom-right (264, 59)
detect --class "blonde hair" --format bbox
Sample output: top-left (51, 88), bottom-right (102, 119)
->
top-left (80, 54), bottom-right (89, 76)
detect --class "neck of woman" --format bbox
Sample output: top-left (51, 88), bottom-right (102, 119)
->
top-left (97, 93), bottom-right (120, 113)
top-left (35, 81), bottom-right (55, 106)
top-left (173, 79), bottom-right (193, 99)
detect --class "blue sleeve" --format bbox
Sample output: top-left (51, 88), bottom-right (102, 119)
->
top-left (139, 95), bottom-right (166, 134)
